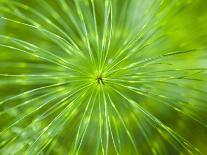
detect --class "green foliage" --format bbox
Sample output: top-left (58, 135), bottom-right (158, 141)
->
top-left (0, 0), bottom-right (207, 154)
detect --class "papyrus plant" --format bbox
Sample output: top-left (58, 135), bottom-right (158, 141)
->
top-left (0, 0), bottom-right (207, 154)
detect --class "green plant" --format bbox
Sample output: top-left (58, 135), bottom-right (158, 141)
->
top-left (0, 0), bottom-right (207, 154)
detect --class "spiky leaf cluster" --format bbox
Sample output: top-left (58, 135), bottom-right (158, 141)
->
top-left (0, 0), bottom-right (207, 154)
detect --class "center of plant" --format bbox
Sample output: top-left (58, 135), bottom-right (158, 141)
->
top-left (96, 76), bottom-right (105, 85)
